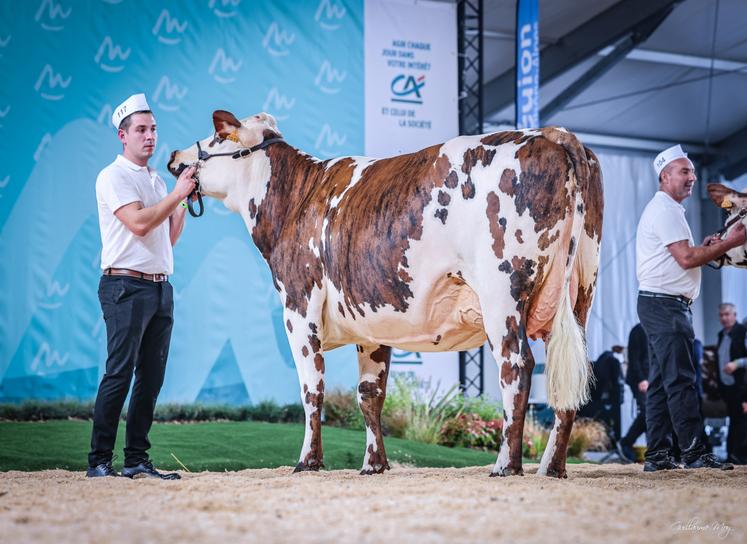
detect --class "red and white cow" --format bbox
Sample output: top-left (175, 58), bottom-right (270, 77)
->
top-left (168, 111), bottom-right (603, 478)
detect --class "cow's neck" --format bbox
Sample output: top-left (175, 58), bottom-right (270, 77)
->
top-left (249, 142), bottom-right (325, 260)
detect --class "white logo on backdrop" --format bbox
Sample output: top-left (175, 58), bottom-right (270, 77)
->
top-left (315, 0), bottom-right (346, 31)
top-left (101, 0), bottom-right (124, 4)
top-left (262, 22), bottom-right (295, 57)
top-left (0, 105), bottom-right (9, 128)
top-left (152, 9), bottom-right (188, 45)
top-left (153, 76), bottom-right (187, 111)
top-left (0, 175), bottom-right (9, 199)
top-left (33, 133), bottom-right (53, 162)
top-left (38, 280), bottom-right (70, 310)
top-left (209, 48), bottom-right (242, 84)
top-left (34, 65), bottom-right (71, 101)
top-left (209, 0), bottom-right (241, 18)
top-left (262, 88), bottom-right (295, 121)
top-left (0, 34), bottom-right (10, 58)
top-left (35, 0), bottom-right (71, 32)
top-left (94, 36), bottom-right (131, 73)
top-left (30, 342), bottom-right (70, 374)
top-left (315, 124), bottom-right (346, 157)
top-left (97, 104), bottom-right (113, 125)
top-left (314, 60), bottom-right (346, 94)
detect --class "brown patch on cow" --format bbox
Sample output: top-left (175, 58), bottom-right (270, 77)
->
top-left (433, 334), bottom-right (442, 345)
top-left (398, 269), bottom-right (413, 283)
top-left (302, 346), bottom-right (309, 357)
top-left (573, 278), bottom-right (596, 326)
top-left (248, 198), bottom-right (257, 219)
top-left (212, 110), bottom-right (242, 136)
top-left (501, 316), bottom-right (520, 358)
top-left (499, 139), bottom-right (574, 235)
top-left (538, 229), bottom-right (560, 251)
top-left (486, 191), bottom-right (505, 259)
top-left (461, 179), bottom-right (475, 200)
top-left (308, 334), bottom-right (321, 354)
top-left (337, 301), bottom-right (346, 317)
top-left (444, 170), bottom-right (459, 189)
top-left (515, 229), bottom-right (524, 243)
top-left (546, 409), bottom-right (576, 478)
top-left (370, 345), bottom-right (390, 364)
top-left (309, 323), bottom-right (318, 333)
top-left (438, 190), bottom-right (451, 206)
top-left (319, 146), bottom-right (454, 316)
top-left (582, 146), bottom-right (604, 241)
top-left (299, 380), bottom-right (325, 470)
top-left (286, 319), bottom-right (293, 333)
top-left (462, 146), bottom-right (495, 171)
top-left (480, 131), bottom-right (531, 147)
top-left (314, 353), bottom-right (324, 373)
top-left (435, 208), bottom-right (448, 224)
top-left (509, 256), bottom-right (536, 311)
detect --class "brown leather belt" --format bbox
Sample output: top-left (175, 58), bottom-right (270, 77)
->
top-left (104, 268), bottom-right (168, 282)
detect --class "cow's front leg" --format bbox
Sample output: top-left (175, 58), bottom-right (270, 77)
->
top-left (356, 344), bottom-right (391, 475)
top-left (489, 318), bottom-right (535, 477)
top-left (537, 409), bottom-right (575, 478)
top-left (286, 313), bottom-right (326, 472)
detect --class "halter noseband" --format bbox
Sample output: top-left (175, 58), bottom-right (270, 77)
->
top-left (185, 136), bottom-right (284, 218)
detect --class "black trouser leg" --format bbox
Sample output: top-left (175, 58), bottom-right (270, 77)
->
top-left (622, 391), bottom-right (647, 447)
top-left (644, 349), bottom-right (674, 457)
top-left (124, 283), bottom-right (173, 466)
top-left (721, 385), bottom-right (746, 460)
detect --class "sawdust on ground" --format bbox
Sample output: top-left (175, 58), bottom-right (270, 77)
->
top-left (1, 463), bottom-right (744, 543)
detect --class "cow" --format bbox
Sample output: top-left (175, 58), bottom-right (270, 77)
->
top-left (168, 111), bottom-right (603, 478)
top-left (707, 183), bottom-right (747, 267)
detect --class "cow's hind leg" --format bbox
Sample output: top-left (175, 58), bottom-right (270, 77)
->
top-left (356, 344), bottom-right (391, 475)
top-left (287, 315), bottom-right (327, 473)
top-left (537, 410), bottom-right (575, 478)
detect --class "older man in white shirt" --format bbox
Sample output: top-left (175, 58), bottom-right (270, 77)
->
top-left (636, 144), bottom-right (745, 472)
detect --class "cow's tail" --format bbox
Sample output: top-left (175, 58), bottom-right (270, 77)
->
top-left (543, 128), bottom-right (591, 412)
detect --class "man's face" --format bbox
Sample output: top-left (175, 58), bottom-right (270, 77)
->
top-left (719, 307), bottom-right (737, 329)
top-left (119, 112), bottom-right (157, 163)
top-left (660, 158), bottom-right (696, 203)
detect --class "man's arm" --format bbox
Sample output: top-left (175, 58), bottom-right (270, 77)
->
top-left (115, 166), bottom-right (196, 238)
top-left (667, 223), bottom-right (746, 269)
top-left (169, 204), bottom-right (187, 246)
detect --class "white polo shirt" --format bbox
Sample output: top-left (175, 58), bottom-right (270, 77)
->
top-left (96, 154), bottom-right (173, 274)
top-left (636, 191), bottom-right (700, 300)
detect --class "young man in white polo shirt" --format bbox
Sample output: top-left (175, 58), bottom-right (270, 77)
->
top-left (87, 93), bottom-right (197, 479)
top-left (636, 144), bottom-right (745, 472)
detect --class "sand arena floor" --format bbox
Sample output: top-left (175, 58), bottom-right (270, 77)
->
top-left (1, 463), bottom-right (745, 543)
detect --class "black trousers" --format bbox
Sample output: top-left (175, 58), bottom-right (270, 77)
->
top-left (89, 276), bottom-right (174, 468)
top-left (719, 384), bottom-right (747, 461)
top-left (637, 295), bottom-right (704, 463)
top-left (621, 389), bottom-right (647, 448)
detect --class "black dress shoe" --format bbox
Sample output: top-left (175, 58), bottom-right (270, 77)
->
top-left (86, 461), bottom-right (119, 477)
top-left (122, 460), bottom-right (181, 480)
top-left (643, 458), bottom-right (680, 472)
top-left (684, 453), bottom-right (734, 470)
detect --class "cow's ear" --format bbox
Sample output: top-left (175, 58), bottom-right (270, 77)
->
top-left (707, 183), bottom-right (735, 209)
top-left (213, 110), bottom-right (242, 138)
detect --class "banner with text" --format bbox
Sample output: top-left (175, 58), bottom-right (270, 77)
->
top-left (515, 0), bottom-right (539, 129)
top-left (364, 0), bottom-right (458, 158)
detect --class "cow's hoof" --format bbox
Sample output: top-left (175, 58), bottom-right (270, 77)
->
top-left (490, 466), bottom-right (524, 477)
top-left (293, 461), bottom-right (324, 473)
top-left (545, 467), bottom-right (568, 479)
top-left (360, 462), bottom-right (391, 475)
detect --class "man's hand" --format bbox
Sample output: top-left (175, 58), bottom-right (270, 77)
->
top-left (723, 222), bottom-right (746, 249)
top-left (702, 234), bottom-right (720, 246)
top-left (742, 402), bottom-right (747, 415)
top-left (724, 361), bottom-right (738, 375)
top-left (174, 166), bottom-right (197, 200)
top-left (638, 380), bottom-right (649, 393)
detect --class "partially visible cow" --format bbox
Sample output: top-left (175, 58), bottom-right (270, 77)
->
top-left (707, 184), bottom-right (747, 267)
top-left (168, 111), bottom-right (603, 478)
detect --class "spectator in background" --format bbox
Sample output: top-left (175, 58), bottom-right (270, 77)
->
top-left (716, 303), bottom-right (747, 464)
top-left (621, 324), bottom-right (649, 462)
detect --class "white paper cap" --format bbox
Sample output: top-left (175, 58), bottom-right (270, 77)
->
top-left (112, 93), bottom-right (151, 129)
top-left (653, 144), bottom-right (688, 177)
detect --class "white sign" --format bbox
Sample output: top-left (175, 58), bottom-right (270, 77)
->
top-left (364, 0), bottom-right (458, 158)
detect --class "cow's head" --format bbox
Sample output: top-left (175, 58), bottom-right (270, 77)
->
top-left (707, 183), bottom-right (747, 267)
top-left (168, 110), bottom-right (281, 203)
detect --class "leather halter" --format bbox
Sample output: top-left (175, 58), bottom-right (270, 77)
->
top-left (706, 206), bottom-right (747, 269)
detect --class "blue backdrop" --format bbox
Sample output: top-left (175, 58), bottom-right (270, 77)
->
top-left (0, 0), bottom-right (363, 404)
